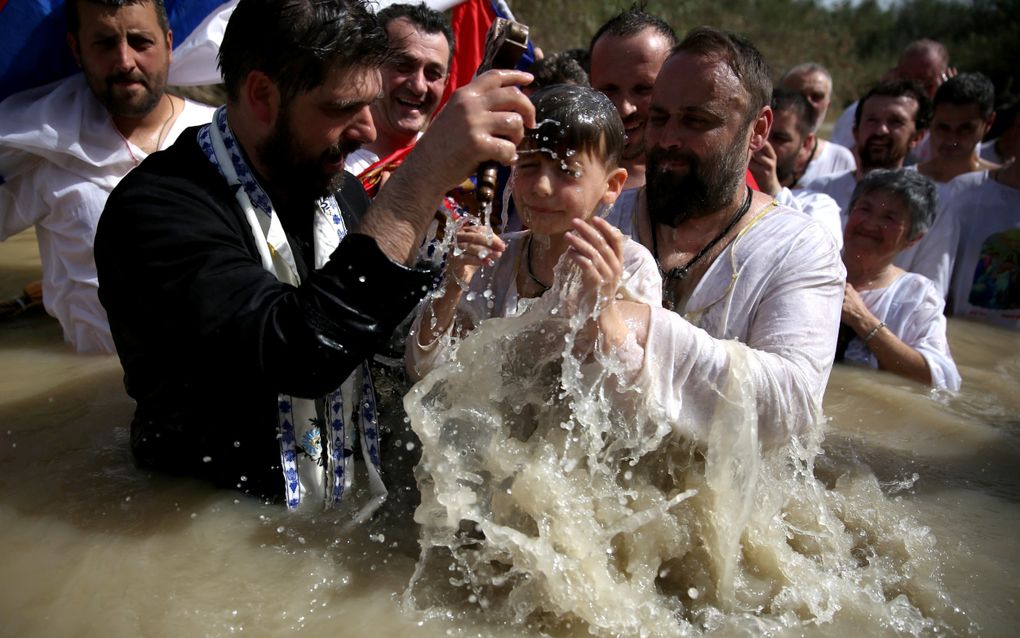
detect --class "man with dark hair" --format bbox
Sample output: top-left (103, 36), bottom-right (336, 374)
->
top-left (831, 39), bottom-right (952, 150)
top-left (344, 2), bottom-right (454, 181)
top-left (94, 0), bottom-right (534, 510)
top-left (780, 62), bottom-right (856, 186)
top-left (613, 27), bottom-right (844, 446)
top-left (806, 80), bottom-right (961, 296)
top-left (980, 99), bottom-right (1019, 165)
top-left (750, 88), bottom-right (843, 247)
top-left (918, 72), bottom-right (999, 183)
top-left (588, 3), bottom-right (676, 191)
top-left (0, 0), bottom-right (214, 351)
top-left (525, 50), bottom-right (589, 95)
top-left (804, 79), bottom-right (932, 214)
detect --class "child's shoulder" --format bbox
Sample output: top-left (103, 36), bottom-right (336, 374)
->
top-left (621, 236), bottom-right (657, 269)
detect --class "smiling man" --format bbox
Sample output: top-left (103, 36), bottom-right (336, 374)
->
top-left (344, 2), bottom-right (453, 178)
top-left (918, 72), bottom-right (999, 183)
top-left (0, 0), bottom-right (213, 352)
top-left (612, 27), bottom-right (844, 446)
top-left (802, 80), bottom-right (932, 215)
top-left (94, 0), bottom-right (534, 508)
top-left (588, 6), bottom-right (676, 191)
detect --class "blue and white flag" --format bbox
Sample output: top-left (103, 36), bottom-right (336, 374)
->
top-left (0, 0), bottom-right (234, 101)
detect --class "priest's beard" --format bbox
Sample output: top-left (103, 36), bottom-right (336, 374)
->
top-left (646, 134), bottom-right (748, 228)
top-left (258, 108), bottom-right (357, 205)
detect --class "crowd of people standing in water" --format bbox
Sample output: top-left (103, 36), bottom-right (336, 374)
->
top-left (0, 0), bottom-right (1017, 509)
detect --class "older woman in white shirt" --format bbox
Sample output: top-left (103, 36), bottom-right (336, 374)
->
top-left (838, 169), bottom-right (961, 391)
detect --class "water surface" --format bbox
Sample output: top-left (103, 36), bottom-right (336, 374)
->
top-left (1, 229), bottom-right (1017, 637)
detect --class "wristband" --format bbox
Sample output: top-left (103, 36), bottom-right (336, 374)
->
top-left (863, 321), bottom-right (886, 344)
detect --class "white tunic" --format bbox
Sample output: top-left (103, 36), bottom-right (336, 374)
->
top-left (844, 272), bottom-right (960, 390)
top-left (799, 139), bottom-right (856, 186)
top-left (343, 148), bottom-right (380, 177)
top-left (406, 232), bottom-right (663, 378)
top-left (0, 74), bottom-right (214, 352)
top-left (829, 101), bottom-right (857, 149)
top-left (635, 204), bottom-right (846, 447)
top-left (947, 171), bottom-right (1020, 329)
top-left (775, 186), bottom-right (844, 250)
top-left (801, 169), bottom-right (856, 214)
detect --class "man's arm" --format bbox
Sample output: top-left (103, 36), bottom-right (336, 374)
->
top-left (97, 161), bottom-right (434, 399)
top-left (639, 221), bottom-right (845, 447)
top-left (357, 70), bottom-right (534, 266)
top-left (0, 155), bottom-right (47, 240)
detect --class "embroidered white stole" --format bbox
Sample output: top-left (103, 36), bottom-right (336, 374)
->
top-left (201, 108), bottom-right (386, 517)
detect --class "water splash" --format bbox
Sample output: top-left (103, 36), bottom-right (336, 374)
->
top-left (402, 252), bottom-right (968, 637)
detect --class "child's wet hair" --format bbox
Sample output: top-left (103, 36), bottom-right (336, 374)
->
top-left (523, 84), bottom-right (625, 168)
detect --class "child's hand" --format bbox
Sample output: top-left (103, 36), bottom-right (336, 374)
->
top-left (564, 217), bottom-right (625, 309)
top-left (564, 217), bottom-right (634, 352)
top-left (449, 225), bottom-right (507, 286)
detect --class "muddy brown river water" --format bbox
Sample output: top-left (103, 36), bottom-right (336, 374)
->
top-left (1, 228), bottom-right (1017, 637)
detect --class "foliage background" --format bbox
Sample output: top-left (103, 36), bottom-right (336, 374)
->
top-left (508, 0), bottom-right (1020, 122)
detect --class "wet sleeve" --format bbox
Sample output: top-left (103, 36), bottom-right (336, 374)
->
top-left (638, 226), bottom-right (844, 448)
top-left (96, 170), bottom-right (439, 399)
top-left (894, 280), bottom-right (961, 392)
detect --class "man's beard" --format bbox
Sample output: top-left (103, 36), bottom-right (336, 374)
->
top-left (92, 69), bottom-right (166, 118)
top-left (858, 134), bottom-right (908, 171)
top-left (775, 149), bottom-right (799, 185)
top-left (258, 110), bottom-right (356, 204)
top-left (646, 135), bottom-right (748, 227)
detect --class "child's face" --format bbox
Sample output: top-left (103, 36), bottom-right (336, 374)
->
top-left (512, 146), bottom-right (625, 236)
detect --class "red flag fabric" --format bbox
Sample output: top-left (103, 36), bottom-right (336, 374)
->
top-left (745, 169), bottom-right (759, 191)
top-left (438, 0), bottom-right (497, 110)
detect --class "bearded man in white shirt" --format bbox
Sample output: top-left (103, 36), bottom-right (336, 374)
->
top-left (0, 0), bottom-right (214, 352)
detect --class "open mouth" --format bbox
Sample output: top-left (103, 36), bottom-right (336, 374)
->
top-left (851, 227), bottom-right (884, 243)
top-left (623, 121), bottom-right (643, 140)
top-left (396, 96), bottom-right (426, 111)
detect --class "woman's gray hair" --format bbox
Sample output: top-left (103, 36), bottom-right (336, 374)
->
top-left (849, 169), bottom-right (937, 240)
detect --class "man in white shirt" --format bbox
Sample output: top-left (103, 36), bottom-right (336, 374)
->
top-left (945, 148), bottom-right (1020, 329)
top-left (779, 62), bottom-right (856, 187)
top-left (830, 39), bottom-right (951, 161)
top-left (0, 0), bottom-right (214, 352)
top-left (343, 3), bottom-right (453, 185)
top-left (805, 80), bottom-right (932, 214)
top-left (749, 87), bottom-right (843, 248)
top-left (588, 6), bottom-right (676, 192)
top-left (619, 28), bottom-right (844, 446)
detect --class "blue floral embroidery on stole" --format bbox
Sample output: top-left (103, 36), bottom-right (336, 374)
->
top-left (200, 107), bottom-right (383, 511)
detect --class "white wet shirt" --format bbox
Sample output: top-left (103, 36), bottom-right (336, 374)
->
top-left (406, 231), bottom-right (663, 379)
top-left (844, 272), bottom-right (961, 390)
top-left (637, 204), bottom-right (846, 447)
top-left (0, 74), bottom-right (214, 353)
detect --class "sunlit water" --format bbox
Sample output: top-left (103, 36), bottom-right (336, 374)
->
top-left (1, 228), bottom-right (1018, 637)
